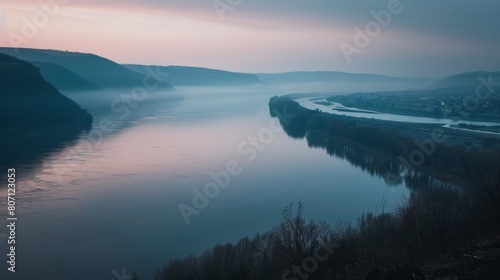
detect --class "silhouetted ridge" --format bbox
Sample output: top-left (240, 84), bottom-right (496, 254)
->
top-left (0, 53), bottom-right (92, 129)
top-left (31, 61), bottom-right (99, 91)
top-left (257, 71), bottom-right (434, 91)
top-left (124, 64), bottom-right (261, 86)
top-left (430, 71), bottom-right (500, 89)
top-left (0, 47), bottom-right (175, 91)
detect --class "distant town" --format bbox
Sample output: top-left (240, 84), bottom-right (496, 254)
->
top-left (327, 87), bottom-right (500, 121)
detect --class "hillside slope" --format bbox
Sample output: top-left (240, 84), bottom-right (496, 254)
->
top-left (0, 53), bottom-right (92, 129)
top-left (256, 71), bottom-right (435, 92)
top-left (0, 47), bottom-right (174, 91)
top-left (32, 61), bottom-right (99, 91)
top-left (430, 71), bottom-right (500, 89)
top-left (124, 64), bottom-right (261, 86)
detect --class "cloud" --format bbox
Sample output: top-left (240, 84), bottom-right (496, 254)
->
top-left (1, 0), bottom-right (499, 77)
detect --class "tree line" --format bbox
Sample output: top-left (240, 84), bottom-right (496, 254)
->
top-left (147, 96), bottom-right (500, 279)
top-left (152, 179), bottom-right (499, 279)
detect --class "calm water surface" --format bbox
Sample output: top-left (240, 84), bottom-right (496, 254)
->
top-left (0, 88), bottom-right (409, 280)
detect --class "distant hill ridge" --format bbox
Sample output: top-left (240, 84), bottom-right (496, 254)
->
top-left (31, 61), bottom-right (99, 91)
top-left (0, 47), bottom-right (174, 91)
top-left (3, 47), bottom-right (498, 93)
top-left (124, 64), bottom-right (262, 86)
top-left (256, 71), bottom-right (433, 84)
top-left (430, 71), bottom-right (500, 89)
top-left (255, 71), bottom-right (436, 92)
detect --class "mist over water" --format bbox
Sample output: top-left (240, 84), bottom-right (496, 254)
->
top-left (1, 0), bottom-right (499, 277)
top-left (0, 86), bottom-right (410, 280)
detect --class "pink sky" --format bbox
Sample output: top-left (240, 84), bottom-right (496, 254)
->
top-left (1, 0), bottom-right (499, 77)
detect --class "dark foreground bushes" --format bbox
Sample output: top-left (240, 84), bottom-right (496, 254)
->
top-left (153, 175), bottom-right (500, 280)
top-left (151, 97), bottom-right (500, 279)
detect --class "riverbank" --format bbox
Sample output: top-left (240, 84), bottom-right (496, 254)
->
top-left (290, 95), bottom-right (500, 147)
top-left (323, 90), bottom-right (500, 123)
top-left (270, 95), bottom-right (500, 189)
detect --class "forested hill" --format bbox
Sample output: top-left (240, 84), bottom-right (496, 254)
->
top-left (0, 53), bottom-right (92, 129)
top-left (124, 64), bottom-right (261, 86)
top-left (0, 47), bottom-right (175, 91)
top-left (430, 71), bottom-right (500, 89)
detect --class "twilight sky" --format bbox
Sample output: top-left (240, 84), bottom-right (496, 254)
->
top-left (0, 0), bottom-right (499, 78)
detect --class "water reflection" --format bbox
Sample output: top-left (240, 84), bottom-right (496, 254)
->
top-left (270, 96), bottom-right (456, 190)
top-left (0, 126), bottom-right (89, 182)
top-left (0, 90), bottom-right (412, 280)
top-left (0, 87), bottom-right (269, 185)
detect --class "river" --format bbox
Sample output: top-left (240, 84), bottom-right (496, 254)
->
top-left (0, 88), bottom-right (410, 280)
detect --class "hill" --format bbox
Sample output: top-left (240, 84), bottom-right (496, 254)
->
top-left (31, 61), bottom-right (98, 91)
top-left (256, 71), bottom-right (434, 92)
top-left (124, 64), bottom-right (261, 86)
top-left (0, 47), bottom-right (174, 91)
top-left (0, 52), bottom-right (92, 129)
top-left (430, 71), bottom-right (500, 89)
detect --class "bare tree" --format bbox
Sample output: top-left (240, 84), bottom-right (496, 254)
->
top-left (272, 202), bottom-right (331, 268)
